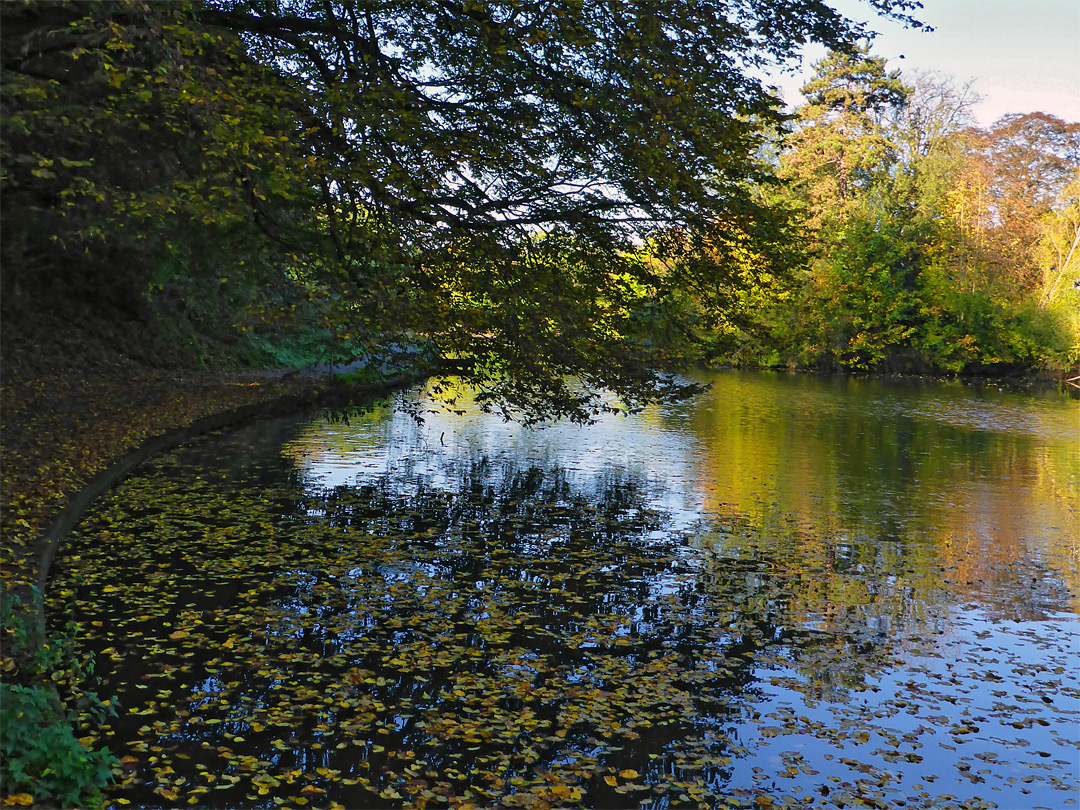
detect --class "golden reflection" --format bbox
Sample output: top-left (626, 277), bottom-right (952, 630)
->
top-left (281, 371), bottom-right (1079, 617)
top-left (682, 372), bottom-right (1079, 616)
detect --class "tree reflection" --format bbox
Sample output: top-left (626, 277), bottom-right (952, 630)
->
top-left (47, 374), bottom-right (1080, 808)
top-left (55, 440), bottom-right (926, 808)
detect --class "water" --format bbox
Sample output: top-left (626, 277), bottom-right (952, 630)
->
top-left (49, 371), bottom-right (1080, 809)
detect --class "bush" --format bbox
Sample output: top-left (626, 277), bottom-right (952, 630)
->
top-left (0, 590), bottom-right (119, 808)
top-left (1, 685), bottom-right (118, 808)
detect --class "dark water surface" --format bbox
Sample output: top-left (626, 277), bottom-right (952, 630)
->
top-left (49, 371), bottom-right (1080, 809)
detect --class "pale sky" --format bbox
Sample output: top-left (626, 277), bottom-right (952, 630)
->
top-left (768, 0), bottom-right (1080, 127)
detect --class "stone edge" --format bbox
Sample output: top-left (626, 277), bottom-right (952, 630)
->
top-left (9, 372), bottom-right (421, 638)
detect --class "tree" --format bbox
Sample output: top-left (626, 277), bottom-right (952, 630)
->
top-left (2, 0), bottom-right (929, 419)
top-left (781, 43), bottom-right (909, 228)
top-left (766, 50), bottom-right (1078, 373)
top-left (1, 0), bottom-right (322, 361)
top-left (772, 45), bottom-right (917, 369)
top-left (960, 113), bottom-right (1080, 295)
top-left (977, 112), bottom-right (1080, 215)
top-left (1034, 173), bottom-right (1080, 357)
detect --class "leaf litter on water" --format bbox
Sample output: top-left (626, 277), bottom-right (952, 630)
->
top-left (46, 408), bottom-right (1080, 810)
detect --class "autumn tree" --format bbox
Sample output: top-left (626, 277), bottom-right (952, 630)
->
top-left (751, 47), bottom-right (1079, 373)
top-left (1036, 173), bottom-right (1080, 310)
top-left (921, 113), bottom-right (1080, 369)
top-left (772, 46), bottom-right (916, 369)
top-left (948, 113), bottom-right (1080, 296)
top-left (3, 0), bottom-right (932, 417)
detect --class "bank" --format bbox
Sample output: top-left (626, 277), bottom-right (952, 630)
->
top-left (0, 318), bottom-right (429, 806)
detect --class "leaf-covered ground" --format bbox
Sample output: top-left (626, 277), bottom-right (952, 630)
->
top-left (0, 322), bottom-right (329, 597)
top-left (44, 409), bottom-right (1080, 810)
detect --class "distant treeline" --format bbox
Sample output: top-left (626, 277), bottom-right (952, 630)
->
top-left (700, 47), bottom-right (1080, 374)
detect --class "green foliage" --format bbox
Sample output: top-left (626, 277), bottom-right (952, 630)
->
top-left (1, 0), bottom-right (330, 367)
top-left (0, 590), bottom-right (119, 808)
top-left (235, 328), bottom-right (337, 369)
top-left (710, 47), bottom-right (1080, 374)
top-left (912, 262), bottom-right (1010, 372)
top-left (1, 685), bottom-right (117, 808)
top-left (804, 218), bottom-right (920, 371)
top-left (996, 302), bottom-right (1078, 367)
top-left (2, 0), bottom-right (932, 418)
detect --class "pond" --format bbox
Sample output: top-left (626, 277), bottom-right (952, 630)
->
top-left (49, 371), bottom-right (1079, 810)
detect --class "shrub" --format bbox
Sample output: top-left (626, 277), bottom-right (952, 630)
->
top-left (0, 590), bottom-right (119, 808)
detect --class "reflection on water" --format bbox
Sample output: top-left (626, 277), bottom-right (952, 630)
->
top-left (49, 371), bottom-right (1079, 809)
top-left (290, 372), bottom-right (1079, 617)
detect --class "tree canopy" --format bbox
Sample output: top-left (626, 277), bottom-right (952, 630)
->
top-left (192, 0), bottom-right (926, 237)
top-left (715, 45), bottom-right (1080, 374)
top-left (3, 0), bottom-right (934, 419)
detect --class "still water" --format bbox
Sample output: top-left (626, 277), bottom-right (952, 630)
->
top-left (50, 371), bottom-right (1079, 809)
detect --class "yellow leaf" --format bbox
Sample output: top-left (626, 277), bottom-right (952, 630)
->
top-left (102, 585), bottom-right (121, 593)
top-left (169, 630), bottom-right (188, 640)
top-left (3, 794), bottom-right (34, 806)
top-left (619, 769), bottom-right (638, 779)
top-left (604, 775), bottom-right (618, 787)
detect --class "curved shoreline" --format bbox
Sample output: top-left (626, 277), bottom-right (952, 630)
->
top-left (7, 372), bottom-right (423, 638)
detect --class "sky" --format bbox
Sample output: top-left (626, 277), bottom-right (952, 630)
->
top-left (768, 0), bottom-right (1080, 127)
